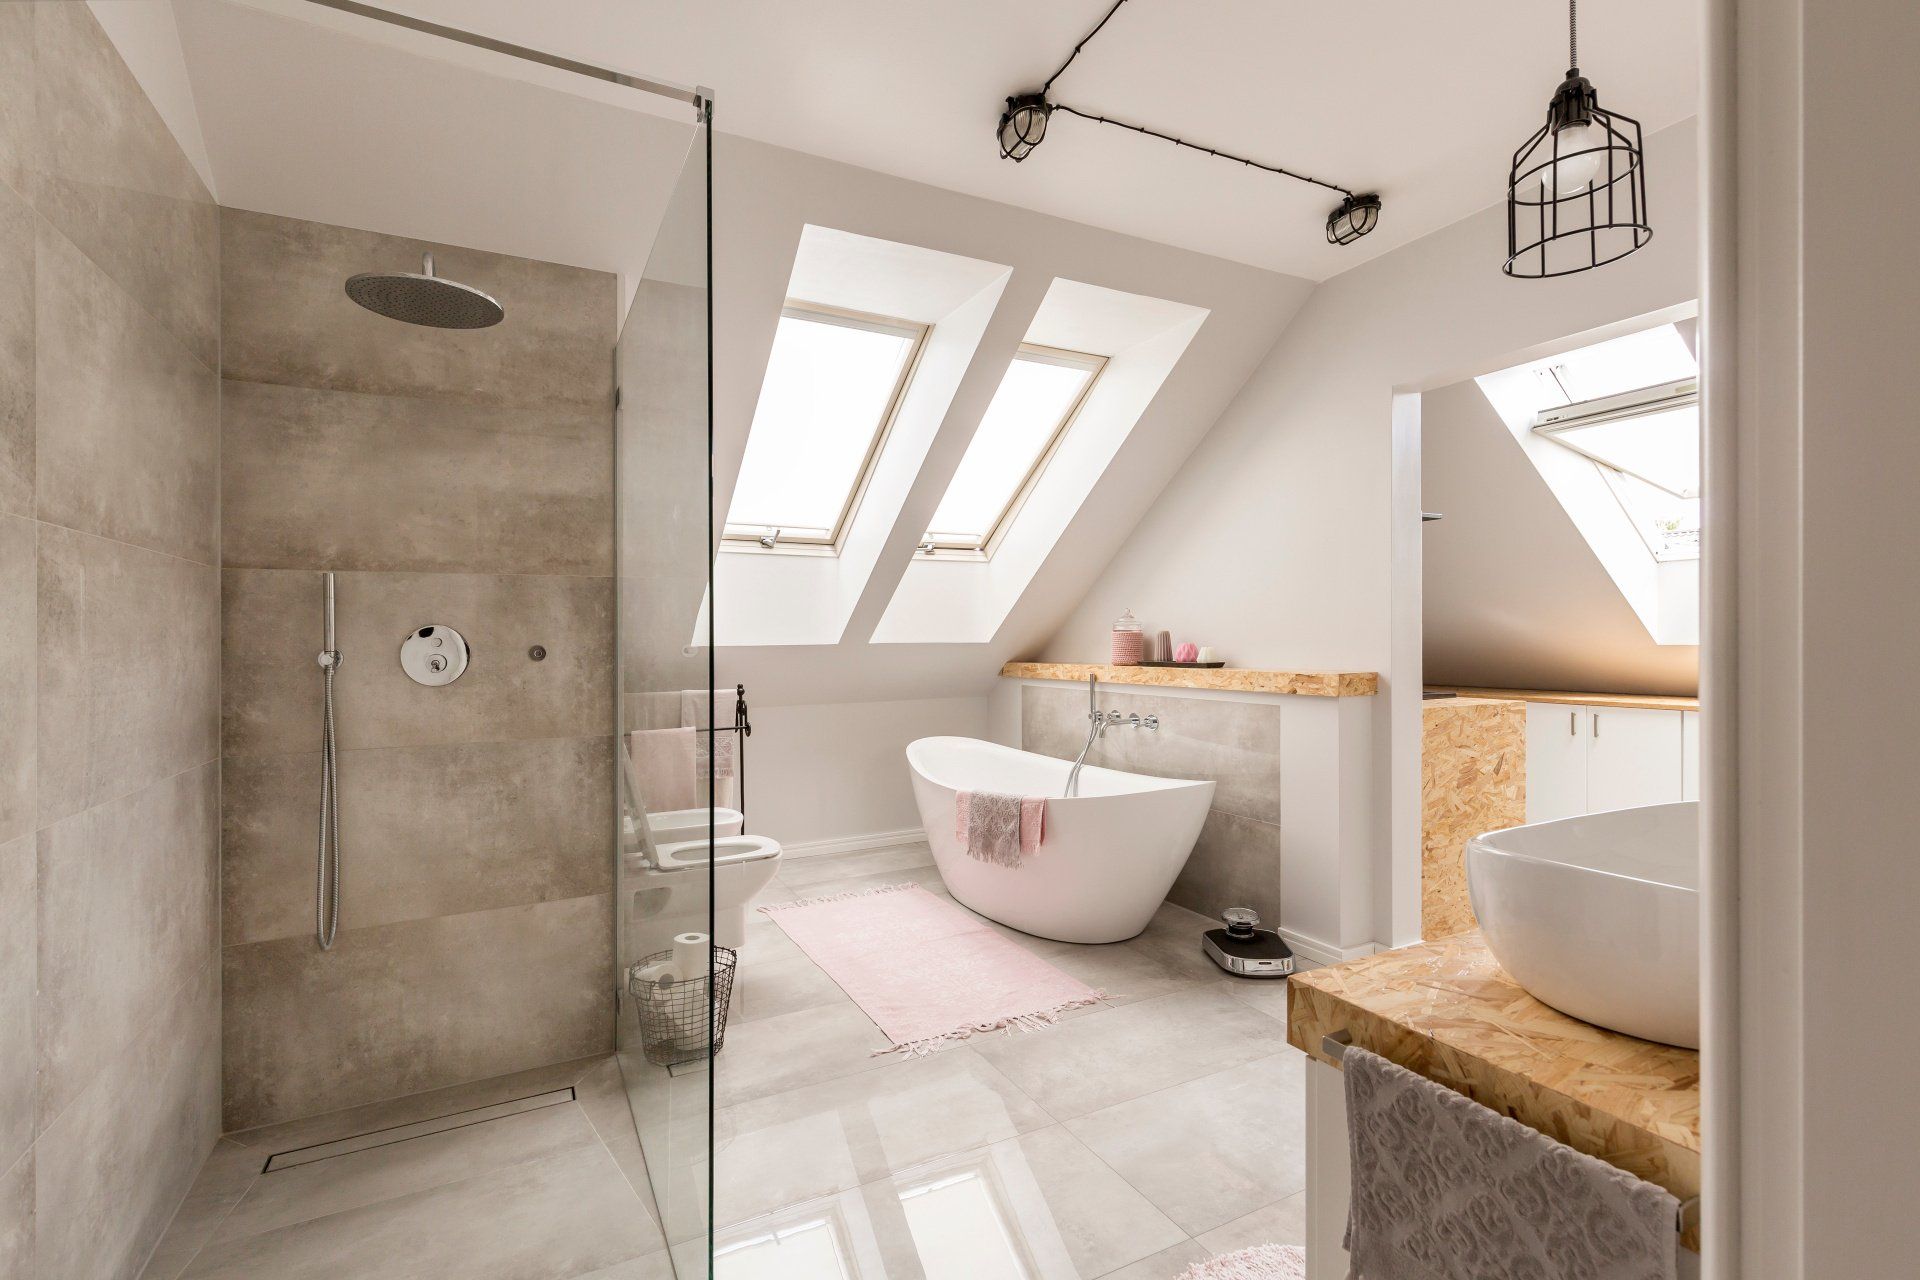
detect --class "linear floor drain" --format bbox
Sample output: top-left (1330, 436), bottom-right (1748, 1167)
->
top-left (262, 1087), bottom-right (576, 1172)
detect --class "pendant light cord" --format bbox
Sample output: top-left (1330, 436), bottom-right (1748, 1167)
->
top-left (1569, 0), bottom-right (1579, 72)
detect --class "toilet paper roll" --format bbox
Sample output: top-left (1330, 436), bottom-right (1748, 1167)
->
top-left (672, 932), bottom-right (710, 982)
top-left (636, 961), bottom-right (677, 988)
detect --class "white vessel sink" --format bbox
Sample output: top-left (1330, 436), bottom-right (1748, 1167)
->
top-left (1466, 802), bottom-right (1700, 1048)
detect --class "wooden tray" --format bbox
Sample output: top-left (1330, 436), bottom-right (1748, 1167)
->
top-left (1137, 660), bottom-right (1226, 668)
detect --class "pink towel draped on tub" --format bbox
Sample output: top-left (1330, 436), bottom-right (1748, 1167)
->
top-left (955, 791), bottom-right (1045, 867)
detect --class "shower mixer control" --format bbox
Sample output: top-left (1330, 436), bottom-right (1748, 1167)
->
top-left (400, 625), bottom-right (469, 687)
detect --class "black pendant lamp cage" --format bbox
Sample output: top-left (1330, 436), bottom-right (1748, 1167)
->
top-left (1505, 0), bottom-right (1650, 278)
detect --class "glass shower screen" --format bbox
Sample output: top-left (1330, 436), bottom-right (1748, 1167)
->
top-left (615, 114), bottom-right (716, 1276)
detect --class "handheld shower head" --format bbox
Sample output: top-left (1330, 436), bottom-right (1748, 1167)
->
top-left (345, 251), bottom-right (504, 329)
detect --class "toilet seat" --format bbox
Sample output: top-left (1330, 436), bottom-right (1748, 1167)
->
top-left (654, 833), bottom-right (781, 872)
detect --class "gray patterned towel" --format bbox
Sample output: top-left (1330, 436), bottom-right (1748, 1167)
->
top-left (1342, 1046), bottom-right (1677, 1280)
top-left (957, 790), bottom-right (1025, 867)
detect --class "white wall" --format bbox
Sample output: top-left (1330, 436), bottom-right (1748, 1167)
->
top-left (1422, 378), bottom-right (1700, 695)
top-left (1706, 0), bottom-right (1920, 1273)
top-left (1043, 119), bottom-right (1701, 948)
top-left (732, 696), bottom-right (987, 851)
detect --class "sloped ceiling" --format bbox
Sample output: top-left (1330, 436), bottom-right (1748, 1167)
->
top-left (264, 0), bottom-right (1701, 282)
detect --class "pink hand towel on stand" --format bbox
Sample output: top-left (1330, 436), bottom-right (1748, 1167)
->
top-left (629, 727), bottom-right (697, 813)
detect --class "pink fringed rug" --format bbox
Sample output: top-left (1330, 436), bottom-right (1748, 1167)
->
top-left (758, 883), bottom-right (1105, 1056)
top-left (1176, 1244), bottom-right (1306, 1280)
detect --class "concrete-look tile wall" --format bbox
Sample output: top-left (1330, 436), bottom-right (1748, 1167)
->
top-left (218, 209), bottom-right (617, 1129)
top-left (0, 5), bottom-right (224, 1277)
top-left (1022, 685), bottom-right (1286, 926)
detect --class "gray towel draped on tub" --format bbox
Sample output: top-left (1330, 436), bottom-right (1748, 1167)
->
top-left (1342, 1046), bottom-right (1678, 1280)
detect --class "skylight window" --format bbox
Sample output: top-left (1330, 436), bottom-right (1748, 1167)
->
top-left (724, 304), bottom-right (927, 550)
top-left (1533, 375), bottom-right (1700, 561)
top-left (920, 346), bottom-right (1103, 554)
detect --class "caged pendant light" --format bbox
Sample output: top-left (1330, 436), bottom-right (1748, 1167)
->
top-left (1505, 0), bottom-right (1650, 278)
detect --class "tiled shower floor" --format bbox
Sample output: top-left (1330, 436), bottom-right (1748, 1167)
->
top-left (143, 844), bottom-right (1310, 1279)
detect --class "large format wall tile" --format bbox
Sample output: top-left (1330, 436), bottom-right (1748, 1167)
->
top-left (221, 378), bottom-right (612, 575)
top-left (34, 221), bottom-right (218, 564)
top-left (0, 833), bottom-right (34, 1172)
top-left (36, 524), bottom-right (219, 826)
top-left (223, 567), bottom-right (613, 758)
top-left (0, 181), bottom-right (31, 519)
top-left (34, 765), bottom-right (218, 1133)
top-left (1024, 685), bottom-right (1283, 824)
top-left (220, 208), bottom-right (613, 414)
top-left (5, 2), bottom-right (218, 368)
top-left (33, 958), bottom-right (220, 1280)
top-left (0, 515), bottom-right (33, 844)
top-left (1023, 684), bottom-right (1288, 922)
top-left (222, 893), bottom-right (614, 1129)
top-left (1169, 808), bottom-right (1285, 927)
top-left (223, 736), bottom-right (613, 945)
top-left (0, 1148), bottom-right (30, 1280)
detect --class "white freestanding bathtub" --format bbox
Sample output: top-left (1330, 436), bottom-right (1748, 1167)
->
top-left (906, 736), bottom-right (1213, 944)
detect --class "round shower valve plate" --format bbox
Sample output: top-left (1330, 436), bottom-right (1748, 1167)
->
top-left (400, 625), bottom-right (469, 686)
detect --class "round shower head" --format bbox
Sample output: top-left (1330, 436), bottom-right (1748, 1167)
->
top-left (344, 252), bottom-right (503, 329)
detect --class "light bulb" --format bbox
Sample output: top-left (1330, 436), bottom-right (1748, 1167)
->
top-left (1541, 122), bottom-right (1605, 195)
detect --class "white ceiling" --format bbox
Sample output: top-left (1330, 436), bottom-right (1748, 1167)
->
top-left (293, 0), bottom-right (1702, 282)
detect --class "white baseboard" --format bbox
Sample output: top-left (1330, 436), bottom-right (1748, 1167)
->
top-left (775, 827), bottom-right (927, 861)
top-left (1280, 928), bottom-right (1380, 968)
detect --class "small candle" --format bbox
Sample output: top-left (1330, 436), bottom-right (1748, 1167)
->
top-left (1197, 646), bottom-right (1218, 663)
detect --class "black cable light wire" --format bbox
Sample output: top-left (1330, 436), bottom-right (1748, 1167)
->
top-left (1001, 0), bottom-right (1380, 243)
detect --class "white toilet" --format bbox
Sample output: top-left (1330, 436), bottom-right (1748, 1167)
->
top-left (646, 806), bottom-right (745, 845)
top-left (632, 831), bottom-right (782, 949)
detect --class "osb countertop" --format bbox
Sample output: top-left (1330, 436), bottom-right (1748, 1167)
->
top-left (1427, 686), bottom-right (1700, 712)
top-left (1288, 931), bottom-right (1701, 1237)
top-left (1001, 662), bottom-right (1378, 698)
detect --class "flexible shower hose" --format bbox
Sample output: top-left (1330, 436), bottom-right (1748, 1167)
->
top-left (316, 652), bottom-right (342, 950)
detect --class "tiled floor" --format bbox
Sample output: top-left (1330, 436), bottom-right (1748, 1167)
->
top-left (143, 842), bottom-right (1311, 1279)
top-left (140, 1056), bottom-right (674, 1279)
top-left (698, 842), bottom-right (1310, 1279)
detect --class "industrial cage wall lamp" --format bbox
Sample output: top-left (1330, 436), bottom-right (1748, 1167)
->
top-left (995, 0), bottom-right (1381, 247)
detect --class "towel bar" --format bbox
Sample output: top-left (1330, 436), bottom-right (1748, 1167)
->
top-left (1316, 1029), bottom-right (1701, 1238)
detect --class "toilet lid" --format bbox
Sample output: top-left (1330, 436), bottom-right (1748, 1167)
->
top-left (654, 834), bottom-right (781, 870)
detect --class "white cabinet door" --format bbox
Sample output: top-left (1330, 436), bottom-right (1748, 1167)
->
top-left (1681, 710), bottom-right (1700, 801)
top-left (1526, 702), bottom-right (1589, 822)
top-left (1586, 707), bottom-right (1685, 813)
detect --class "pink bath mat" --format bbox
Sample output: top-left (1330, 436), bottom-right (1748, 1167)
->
top-left (758, 883), bottom-right (1104, 1056)
top-left (1175, 1244), bottom-right (1305, 1280)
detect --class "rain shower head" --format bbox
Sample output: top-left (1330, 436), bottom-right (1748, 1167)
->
top-left (344, 252), bottom-right (503, 329)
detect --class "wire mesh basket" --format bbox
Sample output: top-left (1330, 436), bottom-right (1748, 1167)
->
top-left (629, 946), bottom-right (737, 1068)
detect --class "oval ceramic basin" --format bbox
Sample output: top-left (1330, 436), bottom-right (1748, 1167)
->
top-left (1466, 802), bottom-right (1699, 1048)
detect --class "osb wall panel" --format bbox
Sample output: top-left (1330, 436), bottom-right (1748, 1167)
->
top-left (1421, 697), bottom-right (1525, 939)
top-left (1288, 932), bottom-right (1701, 1249)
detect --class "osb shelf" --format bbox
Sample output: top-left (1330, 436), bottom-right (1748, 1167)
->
top-left (1427, 686), bottom-right (1700, 712)
top-left (1000, 662), bottom-right (1378, 698)
top-left (1288, 931), bottom-right (1701, 1248)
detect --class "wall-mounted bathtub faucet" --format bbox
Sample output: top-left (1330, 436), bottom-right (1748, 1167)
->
top-left (1067, 677), bottom-right (1159, 798)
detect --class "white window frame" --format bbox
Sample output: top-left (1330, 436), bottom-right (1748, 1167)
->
top-left (1532, 376), bottom-right (1701, 561)
top-left (721, 301), bottom-right (929, 555)
top-left (917, 343), bottom-right (1106, 559)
